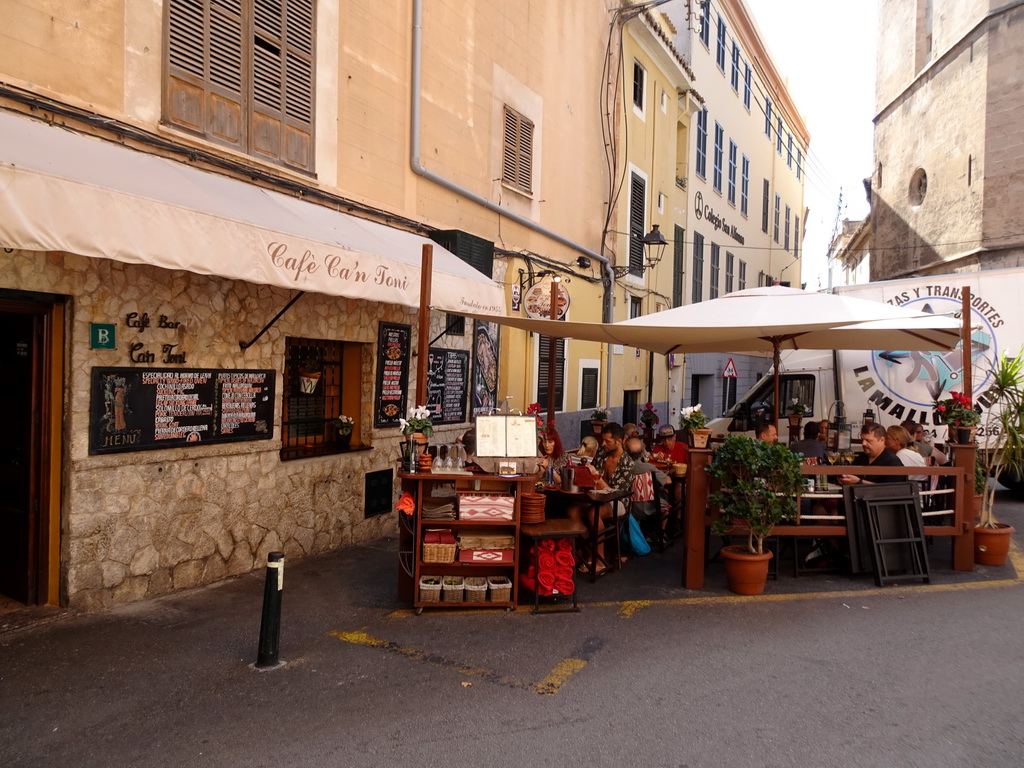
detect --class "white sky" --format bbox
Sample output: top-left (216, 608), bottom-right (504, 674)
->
top-left (741, 0), bottom-right (879, 290)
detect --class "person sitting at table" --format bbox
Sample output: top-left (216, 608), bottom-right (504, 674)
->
top-left (571, 422), bottom-right (635, 575)
top-left (626, 436), bottom-right (670, 543)
top-left (885, 425), bottom-right (927, 483)
top-left (838, 422), bottom-right (904, 486)
top-left (755, 420), bottom-right (778, 443)
top-left (902, 419), bottom-right (948, 466)
top-left (575, 435), bottom-right (598, 461)
top-left (537, 427), bottom-right (567, 484)
top-left (623, 422), bottom-right (639, 440)
top-left (791, 421), bottom-right (826, 460)
top-left (651, 424), bottom-right (688, 464)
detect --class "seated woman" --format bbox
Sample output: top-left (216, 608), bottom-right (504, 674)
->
top-left (575, 435), bottom-right (598, 462)
top-left (885, 424), bottom-right (927, 483)
top-left (537, 427), bottom-right (568, 484)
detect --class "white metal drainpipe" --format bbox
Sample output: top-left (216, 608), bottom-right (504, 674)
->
top-left (409, 0), bottom-right (618, 408)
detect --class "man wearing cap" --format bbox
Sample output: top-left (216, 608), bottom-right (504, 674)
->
top-left (652, 425), bottom-right (689, 464)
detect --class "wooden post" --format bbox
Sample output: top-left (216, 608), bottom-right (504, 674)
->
top-left (682, 447), bottom-right (711, 588)
top-left (415, 244), bottom-right (433, 406)
top-left (546, 278), bottom-right (559, 429)
top-left (952, 441), bottom-right (976, 571)
top-left (961, 286), bottom-right (972, 400)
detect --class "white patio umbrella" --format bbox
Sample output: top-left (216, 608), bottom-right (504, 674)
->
top-left (463, 285), bottom-right (963, 420)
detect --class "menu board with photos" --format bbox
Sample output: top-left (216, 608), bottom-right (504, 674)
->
top-left (374, 322), bottom-right (411, 428)
top-left (89, 367), bottom-right (274, 455)
top-left (426, 347), bottom-right (469, 425)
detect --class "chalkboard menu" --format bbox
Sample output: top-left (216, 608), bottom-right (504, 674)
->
top-left (90, 367), bottom-right (275, 455)
top-left (374, 322), bottom-right (411, 428)
top-left (426, 348), bottom-right (469, 425)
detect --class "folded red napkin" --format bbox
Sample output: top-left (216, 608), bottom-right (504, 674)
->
top-left (554, 550), bottom-right (575, 567)
top-left (396, 492), bottom-right (415, 514)
top-left (554, 578), bottom-right (575, 595)
top-left (538, 553), bottom-right (556, 571)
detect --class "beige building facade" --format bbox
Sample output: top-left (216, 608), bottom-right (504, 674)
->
top-left (0, 0), bottom-right (626, 610)
top-left (670, 0), bottom-right (809, 418)
top-left (871, 0), bottom-right (1024, 279)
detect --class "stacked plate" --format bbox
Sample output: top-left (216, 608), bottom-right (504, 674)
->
top-left (519, 492), bottom-right (547, 525)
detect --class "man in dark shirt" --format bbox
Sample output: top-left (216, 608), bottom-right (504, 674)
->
top-left (838, 422), bottom-right (904, 485)
top-left (791, 421), bottom-right (826, 460)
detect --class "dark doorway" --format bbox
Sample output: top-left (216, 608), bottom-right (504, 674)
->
top-left (0, 298), bottom-right (55, 604)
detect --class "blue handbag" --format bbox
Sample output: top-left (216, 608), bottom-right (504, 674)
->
top-left (624, 514), bottom-right (651, 557)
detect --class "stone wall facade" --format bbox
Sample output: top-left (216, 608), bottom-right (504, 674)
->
top-left (4, 247), bottom-right (470, 611)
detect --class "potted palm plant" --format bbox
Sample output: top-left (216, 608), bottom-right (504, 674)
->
top-left (678, 404), bottom-right (711, 448)
top-left (974, 350), bottom-right (1024, 565)
top-left (708, 434), bottom-right (804, 594)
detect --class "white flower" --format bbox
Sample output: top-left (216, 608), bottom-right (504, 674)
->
top-left (411, 405), bottom-right (431, 420)
top-left (398, 418), bottom-right (409, 431)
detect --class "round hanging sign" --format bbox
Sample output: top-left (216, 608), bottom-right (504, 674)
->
top-left (523, 281), bottom-right (570, 320)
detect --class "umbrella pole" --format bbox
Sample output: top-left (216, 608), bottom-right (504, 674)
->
top-left (547, 278), bottom-right (558, 429)
top-left (773, 342), bottom-right (781, 426)
top-left (961, 286), bottom-right (972, 400)
top-left (416, 244), bottom-right (432, 405)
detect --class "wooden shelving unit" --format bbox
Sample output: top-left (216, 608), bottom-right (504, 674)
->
top-left (397, 470), bottom-right (535, 611)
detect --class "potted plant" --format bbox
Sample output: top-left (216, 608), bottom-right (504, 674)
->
top-left (639, 402), bottom-right (659, 428)
top-left (298, 358), bottom-right (322, 394)
top-left (973, 350), bottom-right (1024, 565)
top-left (934, 389), bottom-right (981, 444)
top-left (332, 414), bottom-right (354, 449)
top-left (399, 405), bottom-right (434, 453)
top-left (787, 398), bottom-right (809, 428)
top-left (590, 405), bottom-right (609, 434)
top-left (678, 404), bottom-right (711, 448)
top-left (708, 435), bottom-right (804, 594)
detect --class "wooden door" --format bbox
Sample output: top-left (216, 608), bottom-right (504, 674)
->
top-left (0, 302), bottom-right (48, 603)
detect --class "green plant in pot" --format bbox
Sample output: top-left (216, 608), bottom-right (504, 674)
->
top-left (708, 434), bottom-right (804, 594)
top-left (974, 350), bottom-right (1024, 564)
top-left (331, 415), bottom-right (354, 448)
top-left (679, 404), bottom-right (711, 447)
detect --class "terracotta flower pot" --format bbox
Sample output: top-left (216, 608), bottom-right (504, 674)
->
top-left (787, 413), bottom-right (802, 428)
top-left (721, 545), bottom-right (773, 595)
top-left (974, 523), bottom-right (1015, 566)
top-left (591, 419), bottom-right (607, 435)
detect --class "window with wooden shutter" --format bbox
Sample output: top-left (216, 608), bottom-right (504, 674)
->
top-left (502, 105), bottom-right (534, 195)
top-left (166, 0), bottom-right (315, 173)
top-left (581, 367), bottom-right (599, 411)
top-left (628, 173), bottom-right (645, 277)
top-left (672, 225), bottom-right (685, 307)
top-left (536, 335), bottom-right (564, 411)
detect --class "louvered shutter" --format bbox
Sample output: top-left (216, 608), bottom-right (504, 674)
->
top-left (581, 367), bottom-right (599, 410)
top-left (536, 335), bottom-right (564, 411)
top-left (168, 0), bottom-right (244, 149)
top-left (629, 173), bottom-right (645, 276)
top-left (502, 106), bottom-right (534, 195)
top-left (672, 225), bottom-right (685, 307)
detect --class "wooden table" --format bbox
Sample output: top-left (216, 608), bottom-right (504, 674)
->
top-left (543, 487), bottom-right (630, 582)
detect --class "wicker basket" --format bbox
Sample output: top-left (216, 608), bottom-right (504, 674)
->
top-left (442, 575), bottom-right (465, 602)
top-left (422, 541), bottom-right (457, 563)
top-left (464, 576), bottom-right (488, 602)
top-left (418, 576), bottom-right (442, 603)
top-left (487, 575), bottom-right (512, 603)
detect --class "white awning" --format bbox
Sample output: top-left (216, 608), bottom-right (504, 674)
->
top-left (0, 111), bottom-right (505, 315)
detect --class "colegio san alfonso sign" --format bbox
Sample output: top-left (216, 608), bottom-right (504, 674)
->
top-left (693, 192), bottom-right (745, 245)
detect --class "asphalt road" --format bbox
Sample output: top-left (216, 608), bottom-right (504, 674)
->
top-left (3, 493), bottom-right (1024, 768)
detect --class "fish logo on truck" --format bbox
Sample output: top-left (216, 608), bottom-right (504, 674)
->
top-left (853, 291), bottom-right (1001, 430)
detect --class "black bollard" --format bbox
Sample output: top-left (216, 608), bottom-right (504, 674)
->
top-left (255, 551), bottom-right (285, 668)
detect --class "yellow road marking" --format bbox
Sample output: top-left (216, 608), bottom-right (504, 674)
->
top-left (534, 658), bottom-right (587, 695)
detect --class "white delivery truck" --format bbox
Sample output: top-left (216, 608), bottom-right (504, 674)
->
top-left (706, 267), bottom-right (1024, 490)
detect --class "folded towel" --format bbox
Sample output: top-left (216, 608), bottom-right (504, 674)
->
top-left (538, 553), bottom-right (557, 571)
top-left (520, 573), bottom-right (553, 596)
top-left (554, 550), bottom-right (575, 568)
top-left (537, 571), bottom-right (556, 591)
top-left (554, 565), bottom-right (574, 582)
top-left (554, 577), bottom-right (575, 595)
top-left (396, 492), bottom-right (415, 514)
top-left (538, 539), bottom-right (556, 552)
top-left (526, 565), bottom-right (536, 578)
top-left (556, 538), bottom-right (573, 551)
